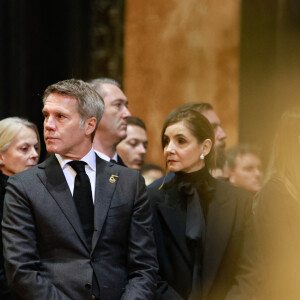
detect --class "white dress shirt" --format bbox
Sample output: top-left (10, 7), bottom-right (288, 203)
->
top-left (55, 148), bottom-right (97, 203)
top-left (94, 150), bottom-right (118, 162)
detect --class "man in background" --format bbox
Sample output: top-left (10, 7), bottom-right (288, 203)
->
top-left (226, 144), bottom-right (263, 193)
top-left (88, 78), bottom-right (131, 165)
top-left (116, 116), bottom-right (148, 170)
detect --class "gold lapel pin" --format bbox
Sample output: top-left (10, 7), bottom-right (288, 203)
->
top-left (109, 175), bottom-right (119, 183)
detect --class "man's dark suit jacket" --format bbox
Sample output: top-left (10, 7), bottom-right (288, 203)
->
top-left (2, 154), bottom-right (158, 300)
top-left (149, 174), bottom-right (257, 300)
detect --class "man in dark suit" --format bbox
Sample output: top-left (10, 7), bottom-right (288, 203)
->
top-left (2, 79), bottom-right (158, 300)
top-left (88, 78), bottom-right (131, 166)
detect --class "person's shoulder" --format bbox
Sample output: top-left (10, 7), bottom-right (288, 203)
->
top-left (148, 172), bottom-right (175, 188)
top-left (256, 178), bottom-right (288, 207)
top-left (215, 177), bottom-right (253, 204)
top-left (260, 178), bottom-right (285, 195)
top-left (147, 177), bottom-right (177, 207)
top-left (7, 156), bottom-right (55, 185)
top-left (99, 159), bottom-right (143, 185)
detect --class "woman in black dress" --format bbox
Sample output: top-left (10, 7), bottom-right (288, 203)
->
top-left (149, 107), bottom-right (257, 300)
top-left (0, 117), bottom-right (40, 300)
top-left (254, 107), bottom-right (300, 299)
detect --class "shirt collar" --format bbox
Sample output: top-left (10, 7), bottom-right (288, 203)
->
top-left (94, 150), bottom-right (118, 162)
top-left (55, 147), bottom-right (97, 171)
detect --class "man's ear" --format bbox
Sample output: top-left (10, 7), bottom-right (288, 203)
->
top-left (201, 139), bottom-right (212, 156)
top-left (85, 117), bottom-right (97, 136)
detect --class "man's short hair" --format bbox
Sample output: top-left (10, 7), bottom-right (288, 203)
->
top-left (88, 78), bottom-right (121, 98)
top-left (43, 79), bottom-right (104, 140)
top-left (126, 117), bottom-right (146, 131)
top-left (226, 144), bottom-right (261, 170)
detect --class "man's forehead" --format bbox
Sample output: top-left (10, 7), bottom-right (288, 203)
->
top-left (201, 109), bottom-right (220, 125)
top-left (43, 93), bottom-right (78, 111)
top-left (127, 125), bottom-right (147, 138)
top-left (101, 83), bottom-right (127, 102)
top-left (236, 153), bottom-right (261, 165)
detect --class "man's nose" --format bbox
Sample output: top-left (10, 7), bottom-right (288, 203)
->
top-left (138, 144), bottom-right (147, 154)
top-left (44, 116), bottom-right (55, 130)
top-left (122, 106), bottom-right (131, 118)
top-left (254, 168), bottom-right (262, 178)
top-left (218, 126), bottom-right (227, 140)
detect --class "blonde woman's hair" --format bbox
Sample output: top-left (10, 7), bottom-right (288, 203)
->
top-left (264, 107), bottom-right (300, 200)
top-left (0, 117), bottom-right (41, 156)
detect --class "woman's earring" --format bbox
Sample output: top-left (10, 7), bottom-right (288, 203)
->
top-left (200, 154), bottom-right (204, 160)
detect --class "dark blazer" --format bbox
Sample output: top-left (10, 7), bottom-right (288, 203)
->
top-left (149, 173), bottom-right (257, 300)
top-left (2, 154), bottom-right (158, 300)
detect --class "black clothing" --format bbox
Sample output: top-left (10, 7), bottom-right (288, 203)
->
top-left (0, 170), bottom-right (15, 300)
top-left (149, 167), bottom-right (258, 300)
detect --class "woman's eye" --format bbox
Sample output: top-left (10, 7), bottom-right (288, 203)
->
top-left (178, 138), bottom-right (186, 144)
top-left (163, 138), bottom-right (169, 147)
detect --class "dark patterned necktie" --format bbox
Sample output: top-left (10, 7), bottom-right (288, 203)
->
top-left (68, 161), bottom-right (94, 248)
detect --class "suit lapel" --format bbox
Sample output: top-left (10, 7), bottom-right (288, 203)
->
top-left (156, 183), bottom-right (192, 267)
top-left (37, 155), bottom-right (88, 250)
top-left (92, 156), bottom-right (118, 250)
top-left (202, 180), bottom-right (236, 299)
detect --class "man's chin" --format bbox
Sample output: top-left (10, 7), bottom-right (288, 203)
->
top-left (45, 146), bottom-right (57, 154)
top-left (118, 132), bottom-right (127, 142)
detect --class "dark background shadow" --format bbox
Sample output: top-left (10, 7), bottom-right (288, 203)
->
top-left (0, 0), bottom-right (124, 160)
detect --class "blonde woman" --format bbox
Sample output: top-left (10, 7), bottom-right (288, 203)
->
top-left (255, 107), bottom-right (300, 299)
top-left (0, 117), bottom-right (40, 300)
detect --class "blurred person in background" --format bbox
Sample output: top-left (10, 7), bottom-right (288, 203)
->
top-left (116, 116), bottom-right (148, 170)
top-left (141, 163), bottom-right (164, 186)
top-left (149, 107), bottom-right (257, 300)
top-left (0, 117), bottom-right (40, 300)
top-left (254, 107), bottom-right (300, 299)
top-left (88, 78), bottom-right (131, 165)
top-left (226, 144), bottom-right (263, 193)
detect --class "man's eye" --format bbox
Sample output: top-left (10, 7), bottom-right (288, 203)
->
top-left (129, 141), bottom-right (138, 147)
